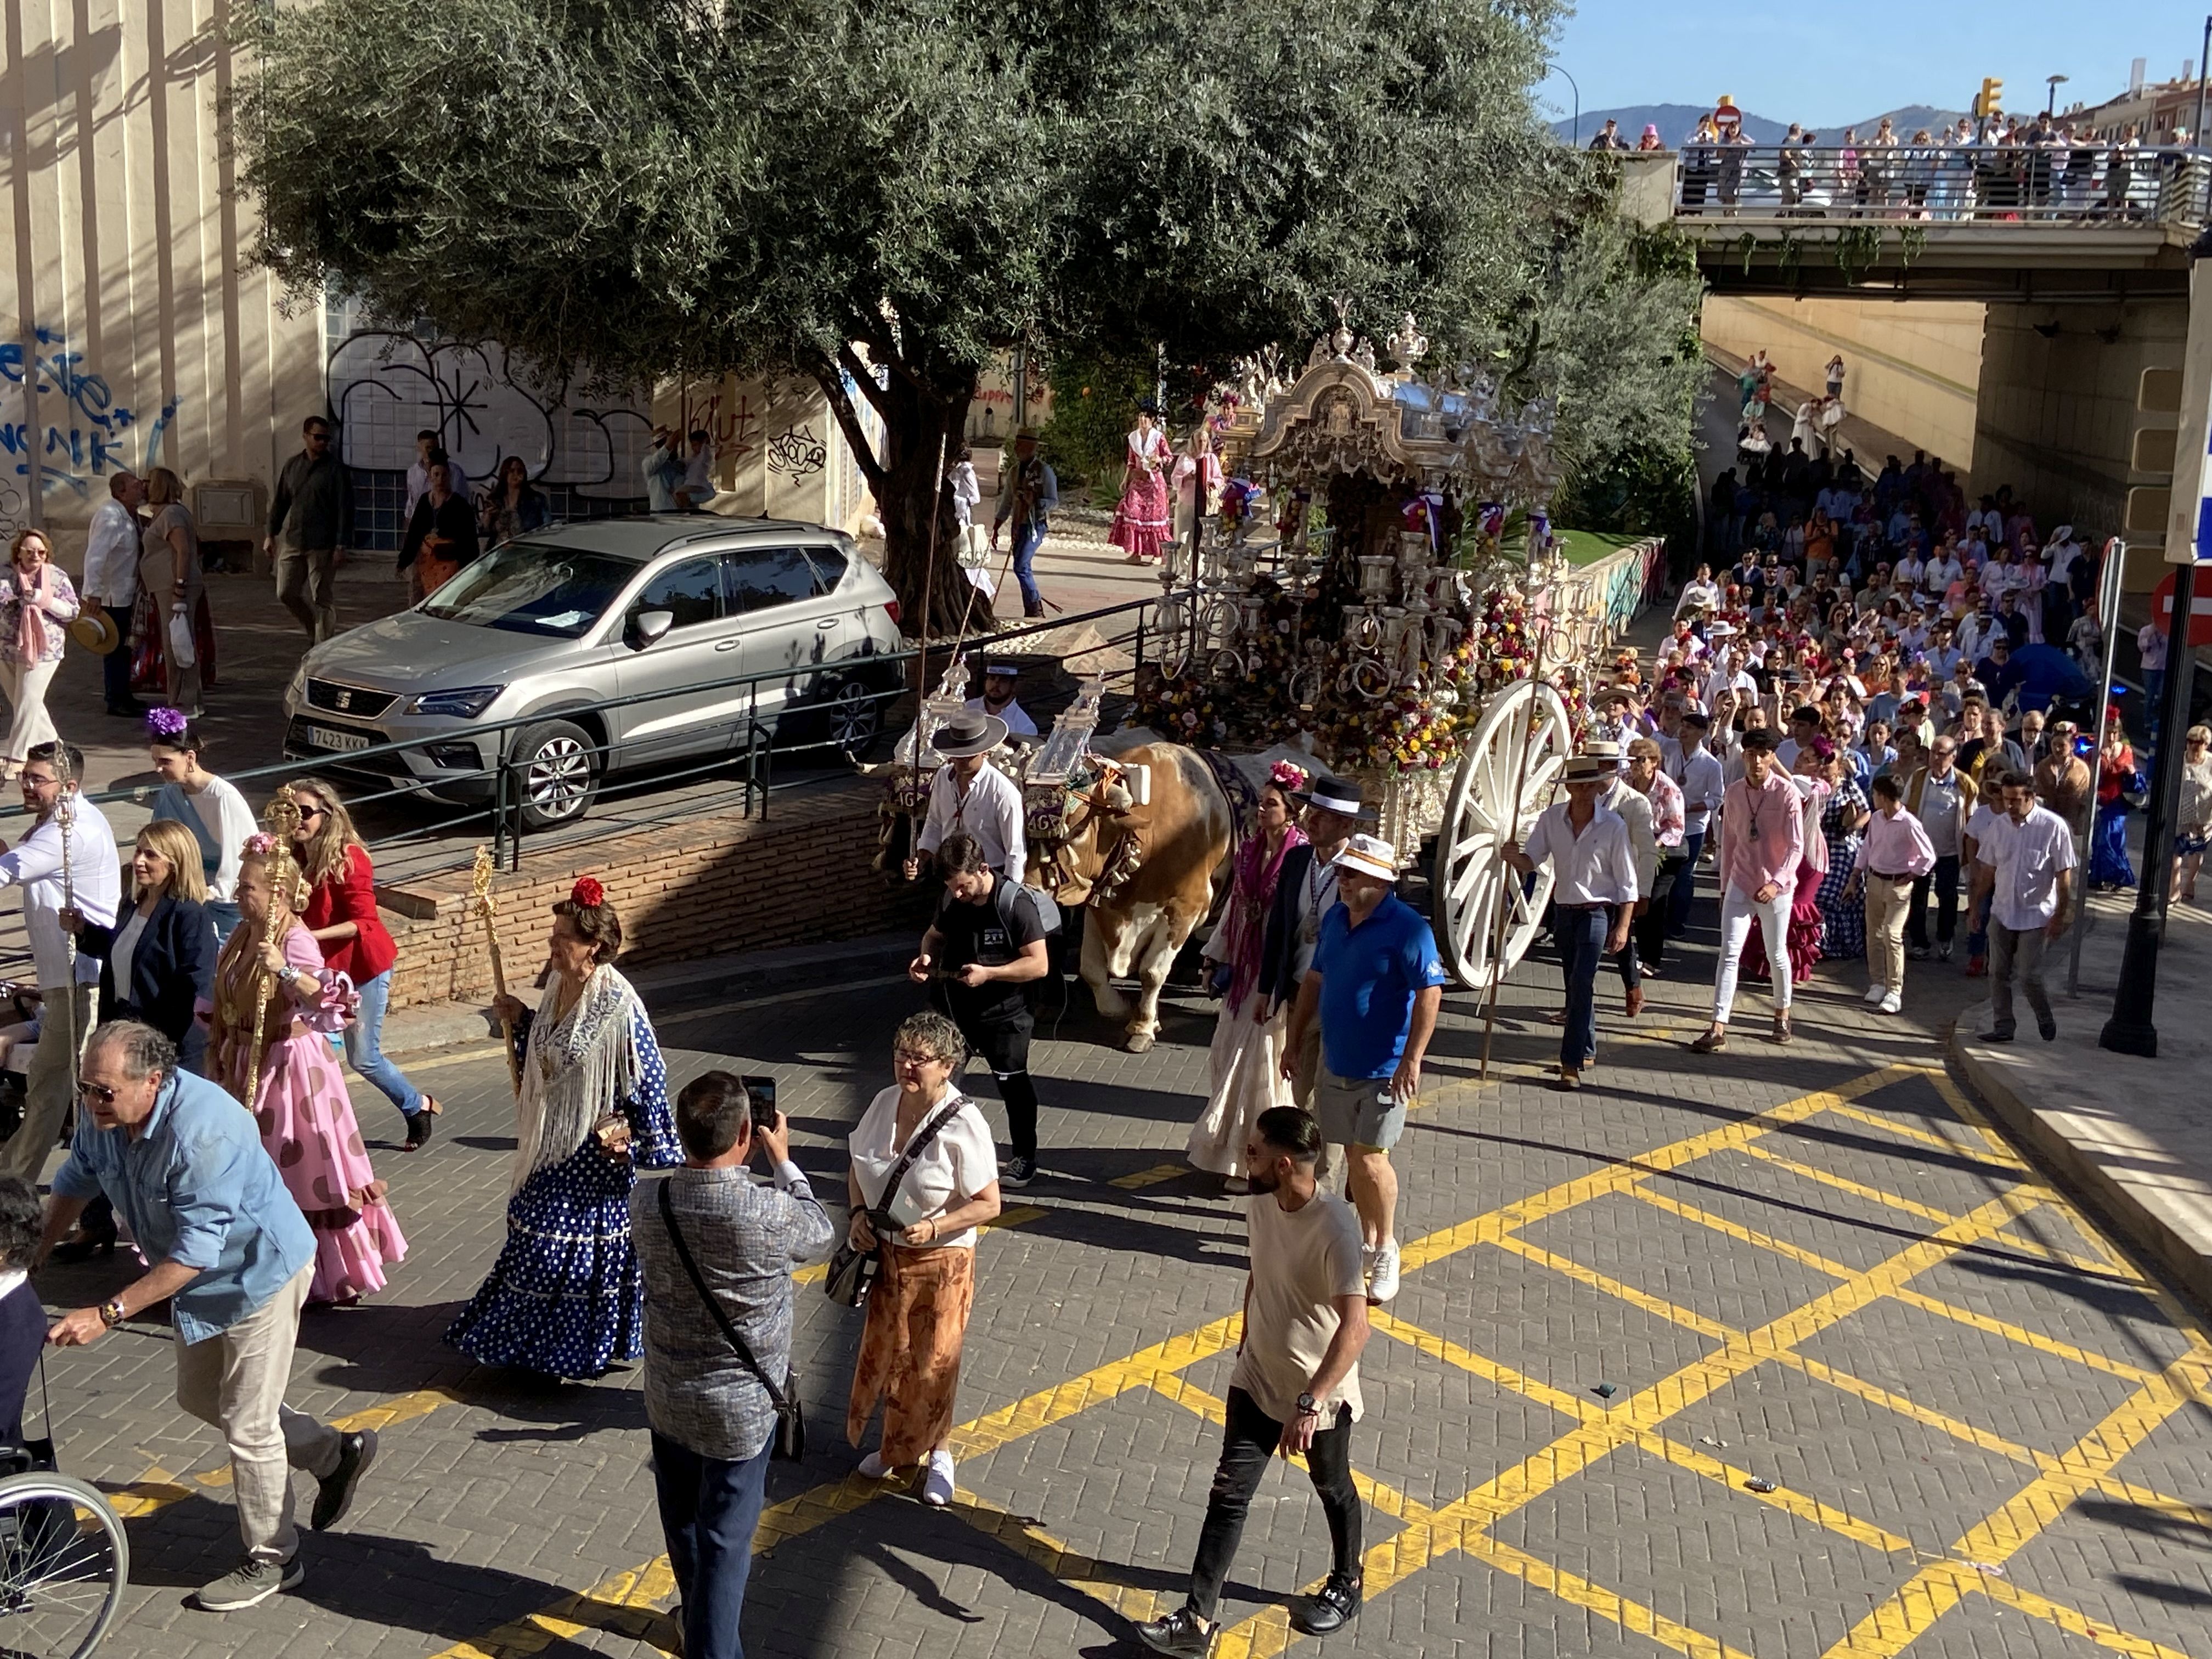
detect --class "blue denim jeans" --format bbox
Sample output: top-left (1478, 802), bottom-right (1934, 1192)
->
top-left (653, 1431), bottom-right (772, 1659)
top-left (1554, 905), bottom-right (1608, 1072)
top-left (1667, 828), bottom-right (1705, 938)
top-left (346, 969), bottom-right (424, 1119)
top-left (1011, 517), bottom-right (1047, 611)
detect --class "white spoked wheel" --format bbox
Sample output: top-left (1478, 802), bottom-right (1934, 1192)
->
top-left (0, 1471), bottom-right (130, 1658)
top-left (1436, 678), bottom-right (1574, 990)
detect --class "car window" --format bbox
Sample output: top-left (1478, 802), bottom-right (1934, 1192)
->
top-left (419, 543), bottom-right (640, 639)
top-left (724, 548), bottom-right (822, 613)
top-left (634, 556), bottom-right (724, 630)
top-left (803, 544), bottom-right (848, 592)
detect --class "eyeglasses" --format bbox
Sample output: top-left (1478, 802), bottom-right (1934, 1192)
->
top-left (893, 1048), bottom-right (951, 1067)
top-left (76, 1081), bottom-right (117, 1105)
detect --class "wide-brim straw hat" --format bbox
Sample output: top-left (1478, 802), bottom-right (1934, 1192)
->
top-left (1564, 754), bottom-right (1617, 784)
top-left (67, 611), bottom-right (120, 655)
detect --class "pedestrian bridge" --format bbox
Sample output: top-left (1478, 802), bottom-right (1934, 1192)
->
top-left (1618, 148), bottom-right (2199, 301)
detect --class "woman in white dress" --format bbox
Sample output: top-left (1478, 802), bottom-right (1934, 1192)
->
top-left (1187, 763), bottom-right (1308, 1190)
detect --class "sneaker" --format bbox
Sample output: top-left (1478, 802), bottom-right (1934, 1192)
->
top-left (1289, 1573), bottom-right (1363, 1635)
top-left (1367, 1238), bottom-right (1401, 1303)
top-left (921, 1449), bottom-right (956, 1507)
top-left (857, 1451), bottom-right (891, 1479)
top-left (1978, 1028), bottom-right (2016, 1044)
top-left (198, 1556), bottom-right (305, 1611)
top-left (312, 1428), bottom-right (377, 1530)
top-left (1136, 1606), bottom-right (1218, 1657)
top-left (1002, 1155), bottom-right (1035, 1188)
top-left (1907, 944), bottom-right (1931, 961)
top-left (1938, 940), bottom-right (1954, 961)
top-left (1863, 983), bottom-right (1888, 1005)
top-left (1878, 991), bottom-right (1902, 1015)
top-left (2038, 1014), bottom-right (2057, 1041)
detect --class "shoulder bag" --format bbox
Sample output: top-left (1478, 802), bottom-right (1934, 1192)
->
top-left (823, 1096), bottom-right (967, 1308)
top-left (657, 1181), bottom-right (804, 1463)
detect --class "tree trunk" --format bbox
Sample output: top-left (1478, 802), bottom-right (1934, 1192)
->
top-left (870, 369), bottom-right (989, 641)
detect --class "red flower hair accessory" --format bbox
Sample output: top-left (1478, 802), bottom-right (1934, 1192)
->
top-left (571, 876), bottom-right (606, 909)
top-left (1269, 759), bottom-right (1310, 792)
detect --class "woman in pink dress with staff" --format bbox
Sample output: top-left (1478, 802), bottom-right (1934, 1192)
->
top-left (208, 830), bottom-right (406, 1306)
top-left (1109, 400), bottom-right (1172, 565)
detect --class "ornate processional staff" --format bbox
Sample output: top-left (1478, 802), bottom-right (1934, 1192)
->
top-left (241, 789), bottom-right (304, 1110)
top-left (52, 743), bottom-right (79, 1090)
top-left (471, 845), bottom-right (522, 1096)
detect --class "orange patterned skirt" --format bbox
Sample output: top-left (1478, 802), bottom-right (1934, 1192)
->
top-left (845, 1242), bottom-right (975, 1466)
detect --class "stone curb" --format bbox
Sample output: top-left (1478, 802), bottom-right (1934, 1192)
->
top-left (1948, 1017), bottom-right (2212, 1313)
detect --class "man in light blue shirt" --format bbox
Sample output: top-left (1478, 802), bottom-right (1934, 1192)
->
top-left (41, 1022), bottom-right (375, 1613)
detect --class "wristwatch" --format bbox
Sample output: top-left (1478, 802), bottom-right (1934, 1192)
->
top-left (98, 1298), bottom-right (126, 1329)
top-left (1295, 1392), bottom-right (1320, 1417)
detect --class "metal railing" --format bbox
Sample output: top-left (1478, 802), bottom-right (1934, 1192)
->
top-left (0, 586), bottom-right (1186, 892)
top-left (1668, 143), bottom-right (2211, 226)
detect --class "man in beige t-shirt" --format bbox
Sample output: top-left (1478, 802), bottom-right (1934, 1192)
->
top-left (1137, 1108), bottom-right (1370, 1656)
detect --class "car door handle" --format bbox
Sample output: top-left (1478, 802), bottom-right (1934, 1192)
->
top-left (715, 639), bottom-right (741, 652)
top-left (816, 618), bottom-right (838, 630)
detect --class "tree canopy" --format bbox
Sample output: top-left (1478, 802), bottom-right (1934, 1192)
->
top-left (238, 0), bottom-right (1703, 628)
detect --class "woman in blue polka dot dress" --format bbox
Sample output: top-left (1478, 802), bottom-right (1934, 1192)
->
top-left (447, 879), bottom-right (679, 1379)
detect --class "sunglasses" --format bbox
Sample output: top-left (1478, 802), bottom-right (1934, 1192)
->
top-left (76, 1081), bottom-right (117, 1105)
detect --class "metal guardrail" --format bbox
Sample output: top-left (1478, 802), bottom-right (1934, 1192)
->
top-left (1668, 143), bottom-right (2211, 226)
top-left (4, 586), bottom-right (1185, 883)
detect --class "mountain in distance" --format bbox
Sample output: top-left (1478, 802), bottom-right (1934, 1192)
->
top-left (1553, 102), bottom-right (1972, 146)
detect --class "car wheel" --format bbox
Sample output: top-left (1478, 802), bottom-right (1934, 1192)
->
top-left (511, 718), bottom-right (600, 830)
top-left (791, 673), bottom-right (888, 765)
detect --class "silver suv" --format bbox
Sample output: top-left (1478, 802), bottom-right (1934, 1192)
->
top-left (283, 516), bottom-right (905, 827)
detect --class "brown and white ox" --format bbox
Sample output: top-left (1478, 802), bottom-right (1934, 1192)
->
top-left (1029, 744), bottom-right (1235, 1053)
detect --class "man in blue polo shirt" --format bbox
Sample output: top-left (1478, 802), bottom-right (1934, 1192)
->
top-left (1282, 834), bottom-right (1445, 1304)
top-left (39, 1020), bottom-right (376, 1614)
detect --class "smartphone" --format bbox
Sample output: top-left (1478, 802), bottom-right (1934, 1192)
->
top-left (741, 1075), bottom-right (778, 1116)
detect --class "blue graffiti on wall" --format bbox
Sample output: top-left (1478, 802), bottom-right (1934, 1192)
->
top-left (0, 328), bottom-right (181, 516)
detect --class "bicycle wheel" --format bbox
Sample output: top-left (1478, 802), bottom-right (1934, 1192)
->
top-left (0, 1472), bottom-right (129, 1657)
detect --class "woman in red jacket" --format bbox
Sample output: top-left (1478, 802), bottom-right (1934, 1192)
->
top-left (285, 779), bottom-right (442, 1148)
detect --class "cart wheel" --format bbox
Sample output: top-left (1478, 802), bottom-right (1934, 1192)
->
top-left (0, 1470), bottom-right (129, 1658)
top-left (1436, 679), bottom-right (1574, 989)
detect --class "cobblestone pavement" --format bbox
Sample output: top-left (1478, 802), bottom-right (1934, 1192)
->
top-left (29, 910), bottom-right (2212, 1659)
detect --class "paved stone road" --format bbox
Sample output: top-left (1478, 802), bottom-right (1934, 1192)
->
top-left (29, 913), bottom-right (2212, 1659)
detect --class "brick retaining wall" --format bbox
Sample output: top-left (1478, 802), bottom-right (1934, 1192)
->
top-left (377, 778), bottom-right (932, 1008)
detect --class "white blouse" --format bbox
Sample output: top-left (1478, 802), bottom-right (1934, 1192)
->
top-left (848, 1086), bottom-right (998, 1250)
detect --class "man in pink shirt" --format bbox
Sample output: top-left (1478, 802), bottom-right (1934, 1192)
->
top-left (1693, 727), bottom-right (1803, 1052)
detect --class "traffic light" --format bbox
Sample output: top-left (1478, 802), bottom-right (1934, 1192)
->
top-left (1973, 77), bottom-right (2004, 118)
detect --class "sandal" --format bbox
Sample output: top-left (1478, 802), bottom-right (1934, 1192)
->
top-left (1690, 1028), bottom-right (1727, 1053)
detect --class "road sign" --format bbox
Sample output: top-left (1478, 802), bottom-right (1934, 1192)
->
top-left (2152, 569), bottom-right (2212, 647)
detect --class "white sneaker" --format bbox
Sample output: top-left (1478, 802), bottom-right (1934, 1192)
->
top-left (1878, 991), bottom-right (1902, 1014)
top-left (857, 1451), bottom-right (890, 1479)
top-left (921, 1449), bottom-right (956, 1507)
top-left (1863, 983), bottom-right (1888, 1005)
top-left (1367, 1238), bottom-right (1401, 1302)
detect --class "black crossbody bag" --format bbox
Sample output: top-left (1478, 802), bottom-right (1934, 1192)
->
top-left (657, 1182), bottom-right (805, 1463)
top-left (822, 1096), bottom-right (966, 1307)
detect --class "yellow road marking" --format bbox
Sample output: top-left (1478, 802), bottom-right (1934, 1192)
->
top-left (1820, 1360), bottom-right (2208, 1659)
top-left (1816, 1098), bottom-right (2028, 1169)
top-left (1968, 1563), bottom-right (2200, 1658)
top-left (945, 1491), bottom-right (1173, 1624)
top-left (1110, 1162), bottom-right (1189, 1189)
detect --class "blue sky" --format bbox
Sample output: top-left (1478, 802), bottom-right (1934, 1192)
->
top-left (1548, 2), bottom-right (2211, 128)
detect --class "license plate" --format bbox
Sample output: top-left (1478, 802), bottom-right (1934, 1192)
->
top-left (302, 724), bottom-right (373, 753)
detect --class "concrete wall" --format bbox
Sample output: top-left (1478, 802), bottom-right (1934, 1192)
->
top-left (663, 373), bottom-right (883, 538)
top-left (2, 0), bottom-right (322, 556)
top-left (1702, 295), bottom-right (1986, 467)
top-left (1970, 297), bottom-right (2186, 565)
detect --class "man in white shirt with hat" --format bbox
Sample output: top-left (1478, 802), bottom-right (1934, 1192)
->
top-left (1502, 751), bottom-right (1638, 1091)
top-left (907, 712), bottom-right (1026, 880)
top-left (964, 662), bottom-right (1039, 738)
top-left (80, 471), bottom-right (145, 719)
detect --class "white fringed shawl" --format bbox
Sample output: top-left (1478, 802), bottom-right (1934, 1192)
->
top-left (512, 964), bottom-right (642, 1192)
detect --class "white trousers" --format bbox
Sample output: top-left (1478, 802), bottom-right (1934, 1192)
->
top-left (0, 655), bottom-right (58, 763)
top-left (1712, 883), bottom-right (1794, 1022)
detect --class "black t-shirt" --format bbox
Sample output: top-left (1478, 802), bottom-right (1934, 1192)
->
top-left (933, 881), bottom-right (1046, 1025)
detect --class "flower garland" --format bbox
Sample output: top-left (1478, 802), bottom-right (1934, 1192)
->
top-left (1312, 584), bottom-right (1537, 773)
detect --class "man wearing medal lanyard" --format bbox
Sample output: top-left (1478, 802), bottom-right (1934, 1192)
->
top-left (1255, 778), bottom-right (1369, 1173)
top-left (906, 713), bottom-right (1026, 880)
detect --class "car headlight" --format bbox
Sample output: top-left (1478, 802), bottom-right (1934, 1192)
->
top-left (409, 685), bottom-right (504, 719)
top-left (287, 663), bottom-right (308, 701)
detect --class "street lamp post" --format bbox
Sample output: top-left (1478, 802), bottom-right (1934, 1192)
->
top-left (2046, 74), bottom-right (2068, 117)
top-left (1549, 64), bottom-right (1581, 148)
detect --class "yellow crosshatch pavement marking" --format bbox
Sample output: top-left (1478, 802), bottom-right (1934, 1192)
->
top-left (91, 1058), bottom-right (2208, 1659)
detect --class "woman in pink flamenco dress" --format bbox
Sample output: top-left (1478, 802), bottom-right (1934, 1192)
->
top-left (1108, 401), bottom-right (1172, 564)
top-left (208, 835), bottom-right (406, 1306)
